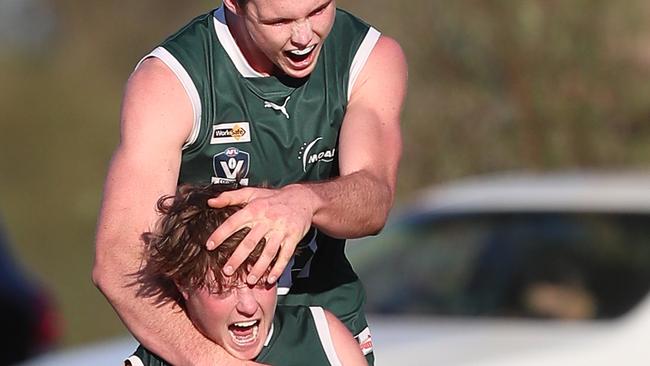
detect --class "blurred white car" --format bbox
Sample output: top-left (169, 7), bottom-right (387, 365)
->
top-left (348, 171), bottom-right (650, 365)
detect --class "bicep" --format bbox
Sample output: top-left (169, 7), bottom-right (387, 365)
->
top-left (339, 36), bottom-right (407, 191)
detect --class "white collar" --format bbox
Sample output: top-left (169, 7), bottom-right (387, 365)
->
top-left (212, 7), bottom-right (266, 78)
top-left (263, 322), bottom-right (274, 347)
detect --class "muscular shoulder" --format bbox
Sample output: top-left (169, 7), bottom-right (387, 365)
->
top-left (127, 57), bottom-right (187, 102)
top-left (351, 35), bottom-right (407, 96)
top-left (373, 36), bottom-right (407, 65)
top-left (121, 57), bottom-right (193, 150)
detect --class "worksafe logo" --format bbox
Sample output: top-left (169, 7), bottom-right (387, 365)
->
top-left (298, 137), bottom-right (336, 172)
top-left (210, 122), bottom-right (251, 144)
top-left (212, 147), bottom-right (250, 185)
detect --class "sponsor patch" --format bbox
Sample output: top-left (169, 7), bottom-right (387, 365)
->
top-left (355, 327), bottom-right (374, 356)
top-left (297, 137), bottom-right (336, 172)
top-left (212, 147), bottom-right (250, 185)
top-left (210, 122), bottom-right (251, 144)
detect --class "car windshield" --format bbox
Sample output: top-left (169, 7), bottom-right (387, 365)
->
top-left (350, 212), bottom-right (650, 320)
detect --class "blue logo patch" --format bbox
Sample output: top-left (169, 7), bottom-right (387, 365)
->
top-left (212, 147), bottom-right (250, 185)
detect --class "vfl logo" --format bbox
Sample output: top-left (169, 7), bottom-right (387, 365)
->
top-left (264, 96), bottom-right (291, 119)
top-left (210, 122), bottom-right (251, 144)
top-left (298, 137), bottom-right (336, 172)
top-left (212, 147), bottom-right (250, 185)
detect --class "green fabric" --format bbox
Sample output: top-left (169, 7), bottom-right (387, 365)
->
top-left (129, 306), bottom-right (333, 366)
top-left (145, 7), bottom-right (377, 364)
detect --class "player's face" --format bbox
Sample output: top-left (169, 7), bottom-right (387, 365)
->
top-left (183, 280), bottom-right (277, 360)
top-left (241, 0), bottom-right (335, 78)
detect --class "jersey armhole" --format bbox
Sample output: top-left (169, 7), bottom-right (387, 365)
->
top-left (309, 306), bottom-right (343, 366)
top-left (347, 27), bottom-right (381, 101)
top-left (135, 47), bottom-right (202, 150)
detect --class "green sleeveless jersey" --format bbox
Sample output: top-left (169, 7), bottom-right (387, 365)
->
top-left (139, 6), bottom-right (378, 361)
top-left (125, 306), bottom-right (344, 366)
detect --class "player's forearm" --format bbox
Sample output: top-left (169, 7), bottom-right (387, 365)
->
top-left (288, 170), bottom-right (393, 239)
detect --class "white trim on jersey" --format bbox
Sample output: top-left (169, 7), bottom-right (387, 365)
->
top-left (264, 322), bottom-right (275, 347)
top-left (310, 306), bottom-right (343, 366)
top-left (213, 7), bottom-right (266, 78)
top-left (277, 286), bottom-right (291, 295)
top-left (124, 355), bottom-right (145, 366)
top-left (347, 27), bottom-right (381, 101)
top-left (135, 47), bottom-right (202, 150)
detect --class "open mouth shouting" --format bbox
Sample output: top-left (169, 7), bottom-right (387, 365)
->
top-left (228, 319), bottom-right (261, 346)
top-left (285, 44), bottom-right (317, 68)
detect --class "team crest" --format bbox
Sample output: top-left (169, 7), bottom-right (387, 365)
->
top-left (212, 147), bottom-right (250, 185)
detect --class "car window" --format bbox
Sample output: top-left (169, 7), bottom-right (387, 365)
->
top-left (349, 213), bottom-right (650, 320)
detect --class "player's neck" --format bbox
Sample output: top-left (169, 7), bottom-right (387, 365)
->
top-left (224, 7), bottom-right (276, 76)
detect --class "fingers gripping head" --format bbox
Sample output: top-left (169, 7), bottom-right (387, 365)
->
top-left (136, 183), bottom-right (274, 304)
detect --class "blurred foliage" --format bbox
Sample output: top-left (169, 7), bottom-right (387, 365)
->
top-left (1, 0), bottom-right (650, 347)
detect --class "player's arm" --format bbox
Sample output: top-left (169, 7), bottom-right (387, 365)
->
top-left (207, 36), bottom-right (407, 284)
top-left (307, 35), bottom-right (407, 237)
top-left (92, 58), bottom-right (248, 366)
top-left (324, 310), bottom-right (368, 365)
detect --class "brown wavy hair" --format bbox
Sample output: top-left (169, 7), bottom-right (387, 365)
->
top-left (134, 183), bottom-right (269, 306)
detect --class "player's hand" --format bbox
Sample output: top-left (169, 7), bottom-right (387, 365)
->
top-left (206, 185), bottom-right (315, 285)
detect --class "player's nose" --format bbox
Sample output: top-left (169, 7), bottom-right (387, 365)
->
top-left (235, 287), bottom-right (258, 315)
top-left (291, 19), bottom-right (313, 48)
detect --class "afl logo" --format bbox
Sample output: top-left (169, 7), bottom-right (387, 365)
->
top-left (212, 147), bottom-right (250, 185)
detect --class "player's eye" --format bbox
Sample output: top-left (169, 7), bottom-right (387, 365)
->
top-left (310, 1), bottom-right (331, 17)
top-left (266, 18), bottom-right (292, 26)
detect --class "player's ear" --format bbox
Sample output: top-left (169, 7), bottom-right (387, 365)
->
top-left (222, 0), bottom-right (245, 16)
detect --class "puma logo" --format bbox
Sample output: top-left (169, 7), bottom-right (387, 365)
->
top-left (264, 96), bottom-right (291, 119)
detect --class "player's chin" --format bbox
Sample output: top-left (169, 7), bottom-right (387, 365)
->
top-left (226, 341), bottom-right (264, 360)
top-left (279, 62), bottom-right (316, 78)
